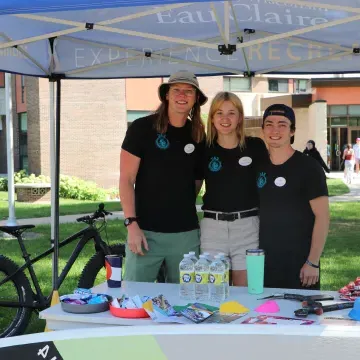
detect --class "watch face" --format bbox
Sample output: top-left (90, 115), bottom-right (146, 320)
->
top-left (125, 218), bottom-right (130, 226)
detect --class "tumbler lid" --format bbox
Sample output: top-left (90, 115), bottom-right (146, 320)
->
top-left (246, 249), bottom-right (265, 256)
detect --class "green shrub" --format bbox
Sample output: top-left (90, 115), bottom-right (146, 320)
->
top-left (59, 175), bottom-right (107, 201)
top-left (0, 177), bottom-right (8, 191)
top-left (107, 187), bottom-right (119, 200)
top-left (11, 171), bottom-right (107, 201)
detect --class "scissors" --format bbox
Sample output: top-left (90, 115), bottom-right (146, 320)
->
top-left (257, 293), bottom-right (334, 302)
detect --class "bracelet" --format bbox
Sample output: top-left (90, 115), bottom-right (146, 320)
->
top-left (306, 259), bottom-right (319, 269)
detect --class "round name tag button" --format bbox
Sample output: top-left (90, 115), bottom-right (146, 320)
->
top-left (274, 177), bottom-right (286, 187)
top-left (184, 143), bottom-right (195, 154)
top-left (239, 156), bottom-right (252, 166)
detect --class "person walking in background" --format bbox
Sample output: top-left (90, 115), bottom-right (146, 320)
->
top-left (120, 71), bottom-right (207, 283)
top-left (353, 138), bottom-right (360, 176)
top-left (303, 140), bottom-right (330, 174)
top-left (256, 104), bottom-right (329, 290)
top-left (199, 92), bottom-right (268, 286)
top-left (343, 143), bottom-right (355, 184)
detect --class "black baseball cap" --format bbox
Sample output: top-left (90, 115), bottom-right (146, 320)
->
top-left (263, 104), bottom-right (296, 144)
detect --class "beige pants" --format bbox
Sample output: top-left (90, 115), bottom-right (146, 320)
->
top-left (200, 211), bottom-right (259, 271)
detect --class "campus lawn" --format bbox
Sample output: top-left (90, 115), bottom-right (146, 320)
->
top-left (326, 178), bottom-right (350, 197)
top-left (0, 191), bottom-right (122, 221)
top-left (0, 201), bottom-right (359, 335)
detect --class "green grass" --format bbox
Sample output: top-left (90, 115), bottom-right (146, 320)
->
top-left (327, 178), bottom-right (350, 197)
top-left (0, 191), bottom-right (122, 220)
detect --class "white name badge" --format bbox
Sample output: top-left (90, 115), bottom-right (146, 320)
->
top-left (239, 156), bottom-right (252, 166)
top-left (184, 143), bottom-right (195, 154)
top-left (274, 177), bottom-right (286, 187)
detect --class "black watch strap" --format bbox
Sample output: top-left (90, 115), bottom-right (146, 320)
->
top-left (306, 259), bottom-right (319, 269)
top-left (124, 217), bottom-right (138, 227)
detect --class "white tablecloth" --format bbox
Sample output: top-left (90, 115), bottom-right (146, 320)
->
top-left (39, 281), bottom-right (351, 331)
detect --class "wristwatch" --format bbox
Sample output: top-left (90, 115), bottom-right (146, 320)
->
top-left (124, 217), bottom-right (138, 227)
top-left (306, 259), bottom-right (319, 269)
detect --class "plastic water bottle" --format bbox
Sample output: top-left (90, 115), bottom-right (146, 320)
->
top-left (195, 255), bottom-right (210, 301)
top-left (209, 255), bottom-right (225, 303)
top-left (202, 252), bottom-right (213, 264)
top-left (218, 253), bottom-right (230, 298)
top-left (179, 254), bottom-right (195, 300)
top-left (188, 251), bottom-right (198, 264)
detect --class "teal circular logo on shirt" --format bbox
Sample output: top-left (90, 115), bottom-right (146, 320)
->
top-left (257, 172), bottom-right (267, 188)
top-left (208, 157), bottom-right (222, 172)
top-left (155, 133), bottom-right (169, 150)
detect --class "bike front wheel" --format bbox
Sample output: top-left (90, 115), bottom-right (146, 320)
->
top-left (0, 255), bottom-right (33, 338)
top-left (77, 244), bottom-right (125, 289)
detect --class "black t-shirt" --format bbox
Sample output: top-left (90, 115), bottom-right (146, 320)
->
top-left (256, 150), bottom-right (328, 289)
top-left (201, 137), bottom-right (268, 212)
top-left (121, 114), bottom-right (203, 233)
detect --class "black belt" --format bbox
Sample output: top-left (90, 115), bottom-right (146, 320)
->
top-left (203, 209), bottom-right (258, 222)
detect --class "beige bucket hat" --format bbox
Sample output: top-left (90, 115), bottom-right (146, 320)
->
top-left (158, 70), bottom-right (208, 106)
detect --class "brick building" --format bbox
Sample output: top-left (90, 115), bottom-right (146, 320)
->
top-left (1, 73), bottom-right (360, 189)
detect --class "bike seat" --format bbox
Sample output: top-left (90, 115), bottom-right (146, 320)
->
top-left (0, 225), bottom-right (35, 236)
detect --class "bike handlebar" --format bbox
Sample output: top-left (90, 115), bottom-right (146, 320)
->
top-left (76, 203), bottom-right (113, 224)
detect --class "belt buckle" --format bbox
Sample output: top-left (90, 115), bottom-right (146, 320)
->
top-left (229, 213), bottom-right (237, 222)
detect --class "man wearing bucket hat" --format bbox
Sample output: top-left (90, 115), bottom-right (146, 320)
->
top-left (120, 71), bottom-right (207, 283)
top-left (256, 104), bottom-right (330, 290)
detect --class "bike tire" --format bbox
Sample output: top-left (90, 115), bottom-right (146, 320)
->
top-left (77, 244), bottom-right (125, 289)
top-left (0, 255), bottom-right (33, 338)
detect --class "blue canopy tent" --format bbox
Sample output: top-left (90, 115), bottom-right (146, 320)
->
top-left (0, 0), bottom-right (359, 295)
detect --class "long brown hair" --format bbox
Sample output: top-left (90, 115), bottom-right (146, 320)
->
top-left (153, 89), bottom-right (205, 143)
top-left (206, 91), bottom-right (246, 148)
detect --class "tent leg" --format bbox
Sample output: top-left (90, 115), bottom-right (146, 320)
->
top-left (53, 78), bottom-right (61, 292)
top-left (5, 72), bottom-right (17, 227)
top-left (45, 80), bottom-right (58, 334)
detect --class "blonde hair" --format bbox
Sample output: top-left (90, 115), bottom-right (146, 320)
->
top-left (206, 91), bottom-right (245, 148)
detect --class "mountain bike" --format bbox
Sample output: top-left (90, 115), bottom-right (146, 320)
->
top-left (0, 204), bottom-right (125, 338)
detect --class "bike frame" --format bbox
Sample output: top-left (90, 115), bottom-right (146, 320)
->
top-left (0, 224), bottom-right (110, 310)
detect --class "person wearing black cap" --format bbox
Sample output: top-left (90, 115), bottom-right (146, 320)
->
top-left (120, 71), bottom-right (207, 283)
top-left (256, 104), bottom-right (329, 290)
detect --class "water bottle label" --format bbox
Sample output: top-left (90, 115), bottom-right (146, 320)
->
top-left (180, 271), bottom-right (194, 284)
top-left (224, 270), bottom-right (229, 283)
top-left (209, 273), bottom-right (223, 285)
top-left (195, 272), bottom-right (209, 284)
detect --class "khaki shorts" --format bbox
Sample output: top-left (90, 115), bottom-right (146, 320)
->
top-left (200, 212), bottom-right (259, 271)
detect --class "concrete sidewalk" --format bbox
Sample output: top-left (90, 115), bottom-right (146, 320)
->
top-left (327, 172), bottom-right (360, 202)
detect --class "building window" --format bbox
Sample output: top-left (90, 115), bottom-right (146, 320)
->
top-left (223, 77), bottom-right (251, 92)
top-left (21, 75), bottom-right (25, 103)
top-left (127, 110), bottom-right (151, 128)
top-left (18, 113), bottom-right (28, 172)
top-left (268, 79), bottom-right (289, 93)
top-left (293, 79), bottom-right (309, 93)
top-left (329, 105), bottom-right (347, 116)
top-left (348, 105), bottom-right (360, 116)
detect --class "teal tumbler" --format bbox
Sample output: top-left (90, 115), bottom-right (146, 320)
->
top-left (246, 249), bottom-right (265, 294)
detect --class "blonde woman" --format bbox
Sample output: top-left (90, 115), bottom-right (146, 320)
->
top-left (200, 92), bottom-right (268, 286)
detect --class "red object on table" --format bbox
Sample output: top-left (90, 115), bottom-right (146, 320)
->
top-left (339, 277), bottom-right (360, 301)
top-left (109, 305), bottom-right (150, 319)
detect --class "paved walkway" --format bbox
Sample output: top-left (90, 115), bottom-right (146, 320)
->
top-left (1, 172), bottom-right (358, 227)
top-left (327, 172), bottom-right (360, 202)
